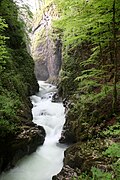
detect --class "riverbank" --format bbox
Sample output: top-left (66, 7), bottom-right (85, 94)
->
top-left (52, 89), bottom-right (120, 179)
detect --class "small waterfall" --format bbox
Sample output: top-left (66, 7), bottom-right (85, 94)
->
top-left (0, 81), bottom-right (67, 180)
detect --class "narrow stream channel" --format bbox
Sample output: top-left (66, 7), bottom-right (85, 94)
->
top-left (0, 81), bottom-right (67, 180)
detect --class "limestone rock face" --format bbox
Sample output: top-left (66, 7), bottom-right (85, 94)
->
top-left (35, 59), bottom-right (49, 80)
top-left (31, 3), bottom-right (62, 83)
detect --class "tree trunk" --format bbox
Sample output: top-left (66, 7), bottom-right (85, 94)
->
top-left (112, 0), bottom-right (118, 113)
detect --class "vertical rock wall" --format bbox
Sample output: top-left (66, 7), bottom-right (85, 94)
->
top-left (31, 2), bottom-right (62, 83)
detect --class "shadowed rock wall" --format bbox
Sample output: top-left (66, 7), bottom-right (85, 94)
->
top-left (31, 3), bottom-right (62, 83)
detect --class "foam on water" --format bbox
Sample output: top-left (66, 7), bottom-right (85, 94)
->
top-left (0, 81), bottom-right (67, 180)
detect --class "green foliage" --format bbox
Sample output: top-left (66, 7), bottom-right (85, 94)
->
top-left (101, 143), bottom-right (120, 179)
top-left (103, 143), bottom-right (120, 158)
top-left (0, 0), bottom-right (38, 138)
top-left (54, 0), bottom-right (120, 108)
top-left (113, 160), bottom-right (120, 179)
top-left (0, 0), bottom-right (27, 49)
top-left (73, 168), bottom-right (112, 180)
top-left (54, 1), bottom-right (120, 178)
top-left (0, 119), bottom-right (17, 137)
top-left (91, 167), bottom-right (112, 180)
top-left (101, 123), bottom-right (120, 137)
top-left (0, 18), bottom-right (9, 73)
top-left (0, 18), bottom-right (8, 32)
top-left (0, 91), bottom-right (21, 120)
top-left (0, 94), bottom-right (18, 118)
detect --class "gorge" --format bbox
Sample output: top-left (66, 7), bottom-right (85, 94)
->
top-left (0, 0), bottom-right (120, 179)
top-left (31, 0), bottom-right (62, 82)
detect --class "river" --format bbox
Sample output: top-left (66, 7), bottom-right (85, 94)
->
top-left (0, 81), bottom-right (67, 180)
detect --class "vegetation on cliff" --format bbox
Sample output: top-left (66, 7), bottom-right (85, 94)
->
top-left (0, 0), bottom-right (38, 137)
top-left (0, 0), bottom-right (45, 172)
top-left (53, 0), bottom-right (120, 179)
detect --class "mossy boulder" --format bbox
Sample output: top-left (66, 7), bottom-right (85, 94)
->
top-left (53, 139), bottom-right (114, 179)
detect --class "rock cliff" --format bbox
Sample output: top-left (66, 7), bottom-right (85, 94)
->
top-left (31, 2), bottom-right (62, 83)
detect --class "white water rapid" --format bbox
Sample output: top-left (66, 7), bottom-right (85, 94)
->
top-left (0, 81), bottom-right (67, 180)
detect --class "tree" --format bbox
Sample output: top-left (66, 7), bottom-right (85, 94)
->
top-left (54, 0), bottom-right (120, 112)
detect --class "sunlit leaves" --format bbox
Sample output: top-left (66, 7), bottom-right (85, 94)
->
top-left (0, 18), bottom-right (9, 73)
top-left (54, 0), bottom-right (120, 49)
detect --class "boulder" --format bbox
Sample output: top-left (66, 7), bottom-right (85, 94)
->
top-left (0, 123), bottom-right (45, 173)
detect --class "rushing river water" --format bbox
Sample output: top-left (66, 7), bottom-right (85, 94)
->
top-left (0, 81), bottom-right (67, 180)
